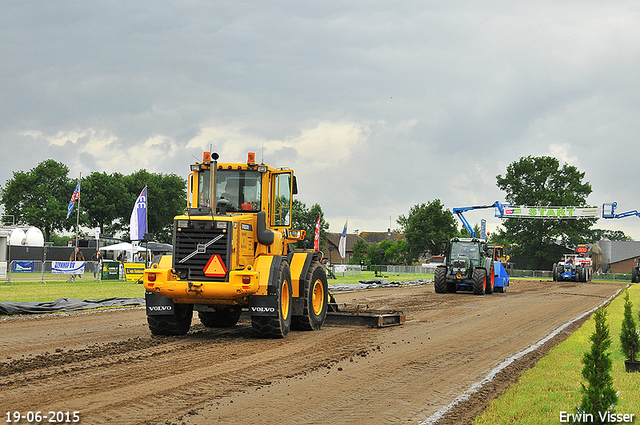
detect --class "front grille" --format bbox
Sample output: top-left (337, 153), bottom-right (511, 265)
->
top-left (173, 220), bottom-right (231, 282)
top-left (453, 259), bottom-right (466, 269)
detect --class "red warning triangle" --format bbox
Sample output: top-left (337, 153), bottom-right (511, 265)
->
top-left (203, 254), bottom-right (228, 277)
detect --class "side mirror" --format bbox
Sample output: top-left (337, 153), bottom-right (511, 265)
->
top-left (292, 176), bottom-right (298, 195)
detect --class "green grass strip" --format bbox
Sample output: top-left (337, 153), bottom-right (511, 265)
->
top-left (474, 284), bottom-right (640, 424)
top-left (329, 270), bottom-right (433, 285)
top-left (0, 279), bottom-right (145, 303)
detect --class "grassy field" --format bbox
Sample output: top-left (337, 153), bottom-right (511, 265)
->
top-left (475, 283), bottom-right (640, 424)
top-left (0, 278), bottom-right (146, 303)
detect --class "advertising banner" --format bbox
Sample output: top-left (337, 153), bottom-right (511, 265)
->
top-left (0, 262), bottom-right (6, 279)
top-left (102, 260), bottom-right (120, 280)
top-left (14, 261), bottom-right (35, 273)
top-left (124, 262), bottom-right (145, 282)
top-left (52, 261), bottom-right (86, 275)
top-left (502, 206), bottom-right (600, 219)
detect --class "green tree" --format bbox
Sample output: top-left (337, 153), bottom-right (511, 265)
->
top-left (589, 229), bottom-right (632, 242)
top-left (366, 241), bottom-right (387, 265)
top-left (0, 160), bottom-right (74, 241)
top-left (397, 199), bottom-right (458, 263)
top-left (459, 223), bottom-right (481, 238)
top-left (290, 200), bottom-right (329, 250)
top-left (122, 170), bottom-right (186, 243)
top-left (487, 225), bottom-right (513, 246)
top-left (385, 239), bottom-right (408, 265)
top-left (349, 239), bottom-right (370, 266)
top-left (576, 308), bottom-right (617, 423)
top-left (81, 171), bottom-right (129, 236)
top-left (496, 156), bottom-right (595, 270)
top-left (620, 290), bottom-right (640, 362)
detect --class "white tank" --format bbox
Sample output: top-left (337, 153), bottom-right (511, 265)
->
top-left (9, 228), bottom-right (26, 246)
top-left (25, 227), bottom-right (45, 247)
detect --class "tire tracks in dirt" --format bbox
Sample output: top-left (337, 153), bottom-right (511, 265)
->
top-left (0, 279), bottom-right (625, 425)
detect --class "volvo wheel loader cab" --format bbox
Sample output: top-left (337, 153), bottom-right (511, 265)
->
top-left (144, 151), bottom-right (328, 338)
top-left (434, 237), bottom-right (495, 295)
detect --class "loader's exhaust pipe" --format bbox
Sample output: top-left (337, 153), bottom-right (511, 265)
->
top-left (211, 151), bottom-right (219, 215)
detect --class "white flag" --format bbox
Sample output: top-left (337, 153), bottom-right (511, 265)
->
top-left (130, 187), bottom-right (147, 241)
top-left (338, 220), bottom-right (347, 258)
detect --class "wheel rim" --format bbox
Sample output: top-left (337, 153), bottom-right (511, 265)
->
top-left (311, 279), bottom-right (325, 316)
top-left (281, 279), bottom-right (290, 318)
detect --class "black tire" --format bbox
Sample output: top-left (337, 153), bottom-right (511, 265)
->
top-left (555, 264), bottom-right (564, 281)
top-left (252, 260), bottom-right (293, 338)
top-left (632, 267), bottom-right (639, 283)
top-left (199, 306), bottom-right (242, 328)
top-left (575, 265), bottom-right (584, 282)
top-left (292, 262), bottom-right (328, 331)
top-left (485, 266), bottom-right (494, 295)
top-left (472, 268), bottom-right (486, 295)
top-left (434, 267), bottom-right (447, 293)
top-left (147, 303), bottom-right (193, 336)
top-left (552, 263), bottom-right (557, 281)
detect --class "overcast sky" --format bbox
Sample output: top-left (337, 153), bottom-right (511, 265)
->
top-left (2, 1), bottom-right (639, 239)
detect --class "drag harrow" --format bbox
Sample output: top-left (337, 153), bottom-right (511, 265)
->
top-left (325, 302), bottom-right (406, 328)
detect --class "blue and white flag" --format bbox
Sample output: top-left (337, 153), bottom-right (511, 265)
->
top-left (66, 181), bottom-right (80, 219)
top-left (130, 187), bottom-right (147, 241)
top-left (338, 219), bottom-right (348, 258)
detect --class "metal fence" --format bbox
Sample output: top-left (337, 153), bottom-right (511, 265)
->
top-left (329, 264), bottom-right (362, 277)
top-left (329, 265), bottom-right (435, 275)
top-left (4, 260), bottom-right (630, 284)
top-left (0, 260), bottom-right (107, 283)
top-left (327, 265), bottom-right (634, 282)
top-left (386, 265), bottom-right (434, 274)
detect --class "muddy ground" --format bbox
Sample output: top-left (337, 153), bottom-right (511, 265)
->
top-left (0, 279), bottom-right (624, 425)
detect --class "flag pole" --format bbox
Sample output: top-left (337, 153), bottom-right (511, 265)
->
top-left (75, 173), bottom-right (81, 259)
top-left (144, 186), bottom-right (149, 267)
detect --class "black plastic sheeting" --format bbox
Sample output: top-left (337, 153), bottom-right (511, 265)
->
top-left (0, 297), bottom-right (145, 316)
top-left (329, 278), bottom-right (431, 292)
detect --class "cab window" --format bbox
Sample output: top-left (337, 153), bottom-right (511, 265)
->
top-left (216, 170), bottom-right (261, 212)
top-left (271, 172), bottom-right (292, 226)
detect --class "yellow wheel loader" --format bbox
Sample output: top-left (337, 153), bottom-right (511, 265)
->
top-left (143, 151), bottom-right (328, 338)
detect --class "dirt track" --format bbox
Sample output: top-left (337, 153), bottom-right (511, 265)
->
top-left (0, 279), bottom-right (624, 425)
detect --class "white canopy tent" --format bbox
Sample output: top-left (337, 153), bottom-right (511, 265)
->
top-left (100, 242), bottom-right (146, 252)
top-left (100, 242), bottom-right (149, 262)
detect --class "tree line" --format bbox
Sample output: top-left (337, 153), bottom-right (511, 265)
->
top-left (0, 160), bottom-right (185, 244)
top-left (346, 156), bottom-right (630, 270)
top-left (1, 156), bottom-right (630, 269)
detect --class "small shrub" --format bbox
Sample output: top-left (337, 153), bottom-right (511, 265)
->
top-left (620, 289), bottom-right (640, 362)
top-left (575, 308), bottom-right (617, 424)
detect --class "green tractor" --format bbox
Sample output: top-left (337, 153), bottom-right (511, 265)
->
top-left (434, 237), bottom-right (495, 295)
